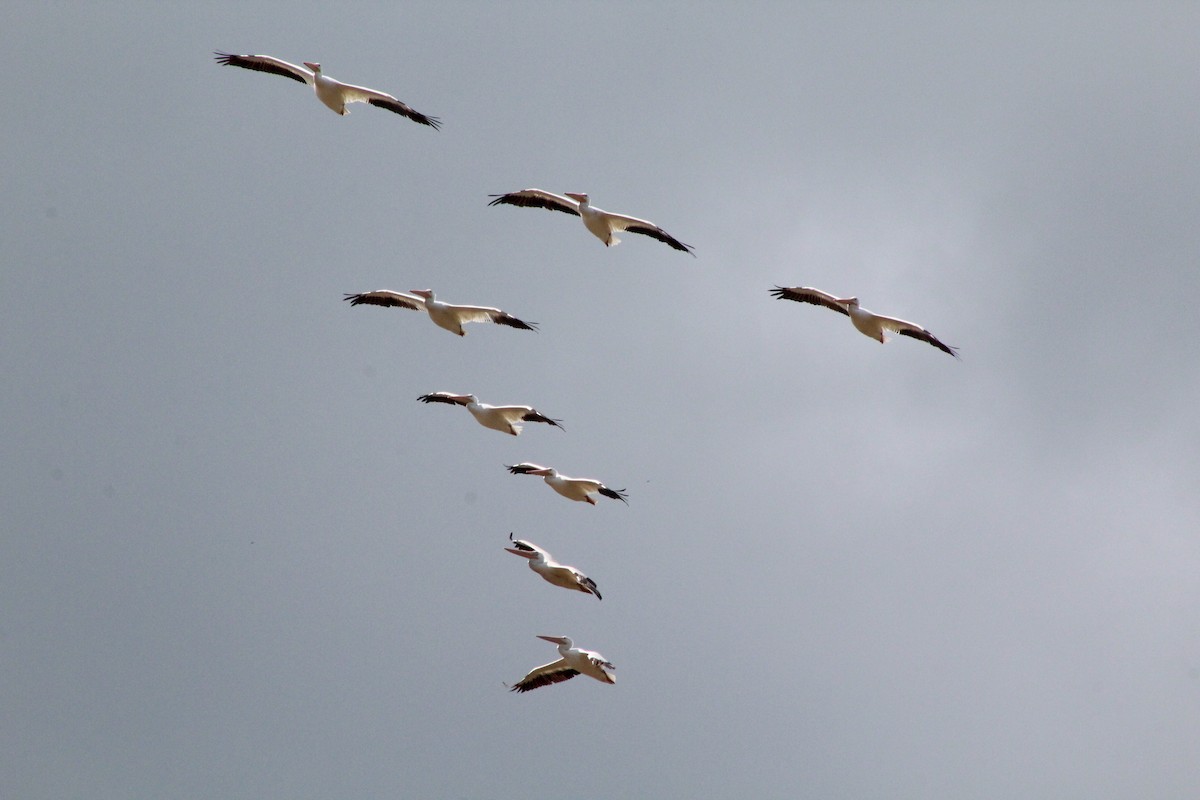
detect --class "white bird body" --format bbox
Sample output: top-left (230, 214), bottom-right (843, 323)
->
top-left (509, 635), bottom-right (615, 693)
top-left (506, 463), bottom-right (628, 505)
top-left (770, 285), bottom-right (959, 357)
top-left (416, 392), bottom-right (563, 436)
top-left (343, 289), bottom-right (537, 336)
top-left (505, 536), bottom-right (600, 599)
top-left (488, 189), bottom-right (694, 254)
top-left (214, 52), bottom-right (440, 128)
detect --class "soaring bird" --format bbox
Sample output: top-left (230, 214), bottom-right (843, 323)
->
top-left (214, 52), bottom-right (440, 128)
top-left (488, 189), bottom-right (694, 254)
top-left (417, 393), bottom-right (563, 436)
top-left (509, 635), bottom-right (616, 693)
top-left (505, 535), bottom-right (601, 600)
top-left (770, 286), bottom-right (959, 357)
top-left (506, 463), bottom-right (628, 505)
top-left (343, 289), bottom-right (536, 336)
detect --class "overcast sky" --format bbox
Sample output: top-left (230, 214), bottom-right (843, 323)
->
top-left (3, 2), bottom-right (1199, 798)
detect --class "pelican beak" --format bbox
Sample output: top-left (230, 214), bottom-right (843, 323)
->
top-left (303, 62), bottom-right (320, 72)
top-left (537, 635), bottom-right (569, 644)
top-left (505, 547), bottom-right (536, 558)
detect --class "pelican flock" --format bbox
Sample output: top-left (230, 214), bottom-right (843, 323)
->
top-left (217, 43), bottom-right (963, 699)
top-left (343, 289), bottom-right (536, 336)
top-left (770, 286), bottom-right (960, 357)
top-left (214, 52), bottom-right (440, 128)
top-left (488, 189), bottom-right (695, 254)
top-left (416, 392), bottom-right (563, 436)
top-left (506, 463), bottom-right (629, 505)
top-left (506, 535), bottom-right (601, 599)
top-left (508, 635), bottom-right (616, 693)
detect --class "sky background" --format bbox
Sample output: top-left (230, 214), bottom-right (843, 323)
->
top-left (3, 2), bottom-right (1199, 798)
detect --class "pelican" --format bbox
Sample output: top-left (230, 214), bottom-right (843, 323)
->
top-left (214, 52), bottom-right (440, 128)
top-left (509, 635), bottom-right (616, 693)
top-left (417, 393), bottom-right (563, 436)
top-left (506, 463), bottom-right (628, 505)
top-left (343, 289), bottom-right (536, 336)
top-left (770, 286), bottom-right (959, 357)
top-left (505, 534), bottom-right (601, 599)
top-left (487, 189), bottom-right (694, 254)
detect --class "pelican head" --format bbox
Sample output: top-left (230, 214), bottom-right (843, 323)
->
top-left (537, 635), bottom-right (573, 648)
top-left (564, 192), bottom-right (590, 205)
top-left (409, 289), bottom-right (434, 301)
top-left (303, 61), bottom-right (322, 74)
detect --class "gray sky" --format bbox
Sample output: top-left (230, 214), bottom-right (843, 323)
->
top-left (3, 2), bottom-right (1199, 798)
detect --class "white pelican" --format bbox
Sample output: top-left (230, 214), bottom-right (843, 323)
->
top-left (506, 463), bottom-right (628, 505)
top-left (343, 289), bottom-right (536, 336)
top-left (770, 286), bottom-right (960, 358)
top-left (505, 534), bottom-right (601, 599)
top-left (509, 635), bottom-right (616, 693)
top-left (487, 189), bottom-right (694, 254)
top-left (417, 393), bottom-right (563, 436)
top-left (214, 52), bottom-right (440, 128)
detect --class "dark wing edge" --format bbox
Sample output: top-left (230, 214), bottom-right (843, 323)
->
top-left (213, 52), bottom-right (308, 84)
top-left (343, 292), bottom-right (422, 310)
top-left (366, 97), bottom-right (441, 129)
top-left (897, 328), bottom-right (961, 358)
top-left (416, 393), bottom-right (467, 405)
top-left (521, 411), bottom-right (564, 430)
top-left (626, 225), bottom-right (695, 255)
top-left (769, 286), bottom-right (851, 316)
top-left (487, 193), bottom-right (582, 217)
top-left (509, 669), bottom-right (580, 693)
top-left (598, 486), bottom-right (629, 505)
top-left (492, 313), bottom-right (538, 332)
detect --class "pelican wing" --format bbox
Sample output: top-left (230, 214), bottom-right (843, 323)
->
top-left (598, 485), bottom-right (629, 505)
top-left (214, 52), bottom-right (313, 84)
top-left (506, 463), bottom-right (548, 475)
top-left (488, 189), bottom-right (582, 217)
top-left (343, 290), bottom-right (425, 310)
top-left (608, 212), bottom-right (694, 254)
top-left (329, 81), bottom-right (440, 128)
top-left (769, 286), bottom-right (851, 316)
top-left (417, 392), bottom-right (471, 406)
top-left (509, 659), bottom-right (580, 693)
top-left (445, 303), bottom-right (537, 331)
top-left (519, 409), bottom-right (564, 430)
top-left (586, 654), bottom-right (617, 682)
top-left (578, 575), bottom-right (602, 601)
top-left (876, 315), bottom-right (960, 358)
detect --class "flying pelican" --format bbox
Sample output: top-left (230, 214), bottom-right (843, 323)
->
top-left (417, 393), bottom-right (563, 436)
top-left (509, 635), bottom-right (616, 693)
top-left (770, 286), bottom-right (959, 357)
top-left (505, 534), bottom-right (601, 599)
top-left (487, 189), bottom-right (694, 254)
top-left (343, 289), bottom-right (536, 336)
top-left (214, 52), bottom-right (440, 128)
top-left (506, 463), bottom-right (628, 505)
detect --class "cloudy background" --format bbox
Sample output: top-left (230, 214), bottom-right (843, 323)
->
top-left (3, 2), bottom-right (1199, 797)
